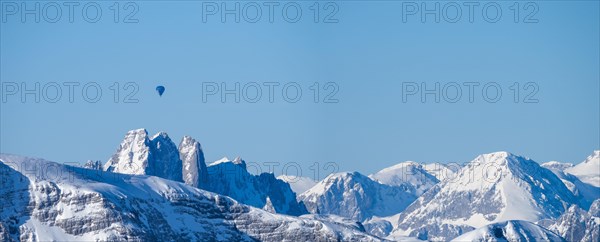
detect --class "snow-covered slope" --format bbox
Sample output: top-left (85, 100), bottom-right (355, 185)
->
top-left (362, 214), bottom-right (401, 238)
top-left (545, 200), bottom-right (600, 242)
top-left (393, 151), bottom-right (576, 241)
top-left (206, 157), bottom-right (308, 216)
top-left (543, 161), bottom-right (600, 210)
top-left (0, 154), bottom-right (383, 242)
top-left (277, 175), bottom-right (317, 194)
top-left (179, 136), bottom-right (208, 189)
top-left (104, 129), bottom-right (183, 182)
top-left (565, 150), bottom-right (600, 187)
top-left (299, 172), bottom-right (417, 221)
top-left (369, 161), bottom-right (439, 196)
top-left (451, 220), bottom-right (565, 242)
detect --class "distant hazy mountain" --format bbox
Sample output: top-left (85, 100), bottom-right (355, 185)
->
top-left (299, 171), bottom-right (417, 221)
top-left (542, 155), bottom-right (600, 210)
top-left (565, 151), bottom-right (600, 187)
top-left (369, 161), bottom-right (439, 196)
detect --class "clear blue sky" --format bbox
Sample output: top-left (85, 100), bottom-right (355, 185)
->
top-left (1, 1), bottom-right (598, 177)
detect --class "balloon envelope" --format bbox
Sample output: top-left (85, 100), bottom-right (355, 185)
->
top-left (156, 86), bottom-right (165, 96)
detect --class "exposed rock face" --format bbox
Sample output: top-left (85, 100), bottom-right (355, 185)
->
top-left (104, 129), bottom-right (182, 182)
top-left (0, 154), bottom-right (383, 242)
top-left (299, 172), bottom-right (417, 222)
top-left (179, 136), bottom-right (208, 188)
top-left (206, 157), bottom-right (309, 216)
top-left (393, 152), bottom-right (576, 241)
top-left (83, 160), bottom-right (103, 170)
top-left (149, 132), bottom-right (183, 182)
top-left (452, 220), bottom-right (565, 242)
top-left (103, 129), bottom-right (308, 216)
top-left (104, 129), bottom-right (152, 176)
top-left (546, 201), bottom-right (600, 242)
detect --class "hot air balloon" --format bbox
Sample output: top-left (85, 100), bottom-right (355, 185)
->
top-left (156, 86), bottom-right (165, 97)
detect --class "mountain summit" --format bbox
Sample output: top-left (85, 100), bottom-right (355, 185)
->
top-left (104, 129), bottom-right (183, 182)
top-left (369, 161), bottom-right (440, 196)
top-left (179, 136), bottom-right (208, 188)
top-left (300, 171), bottom-right (417, 221)
top-left (393, 151), bottom-right (577, 240)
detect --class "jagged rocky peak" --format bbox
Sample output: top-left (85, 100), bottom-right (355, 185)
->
top-left (83, 160), bottom-right (103, 170)
top-left (233, 156), bottom-right (243, 164)
top-left (104, 128), bottom-right (182, 182)
top-left (104, 128), bottom-right (152, 175)
top-left (262, 196), bottom-right (276, 213)
top-left (547, 203), bottom-right (600, 242)
top-left (149, 131), bottom-right (183, 182)
top-left (209, 156), bottom-right (247, 169)
top-left (179, 135), bottom-right (208, 188)
top-left (206, 156), bottom-right (308, 216)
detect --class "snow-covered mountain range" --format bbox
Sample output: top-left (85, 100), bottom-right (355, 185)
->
top-left (0, 154), bottom-right (381, 241)
top-left (392, 152), bottom-right (578, 241)
top-left (2, 127), bottom-right (598, 241)
top-left (103, 129), bottom-right (306, 216)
